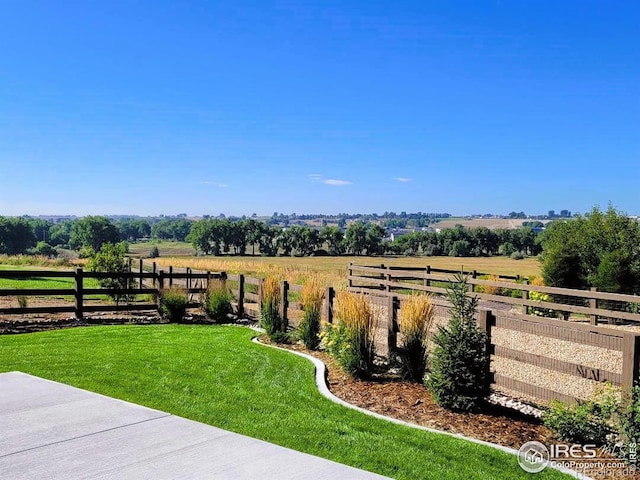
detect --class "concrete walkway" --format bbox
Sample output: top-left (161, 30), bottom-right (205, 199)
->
top-left (0, 372), bottom-right (389, 479)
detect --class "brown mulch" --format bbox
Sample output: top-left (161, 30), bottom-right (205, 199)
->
top-left (277, 341), bottom-right (640, 480)
top-left (282, 343), bottom-right (552, 450)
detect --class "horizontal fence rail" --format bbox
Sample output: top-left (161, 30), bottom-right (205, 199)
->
top-left (4, 260), bottom-right (640, 406)
top-left (348, 263), bottom-right (640, 325)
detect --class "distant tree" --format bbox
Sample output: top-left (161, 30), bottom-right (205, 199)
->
top-left (48, 221), bottom-right (73, 247)
top-left (345, 222), bottom-right (368, 255)
top-left (539, 205), bottom-right (640, 294)
top-left (365, 224), bottom-right (386, 255)
top-left (320, 226), bottom-right (345, 255)
top-left (117, 219), bottom-right (151, 241)
top-left (0, 217), bottom-right (37, 254)
top-left (258, 226), bottom-right (280, 256)
top-left (69, 216), bottom-right (119, 251)
top-left (244, 219), bottom-right (265, 255)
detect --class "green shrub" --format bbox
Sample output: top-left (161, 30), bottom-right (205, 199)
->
top-left (616, 385), bottom-right (640, 459)
top-left (298, 276), bottom-right (324, 350)
top-left (149, 245), bottom-right (160, 258)
top-left (396, 294), bottom-right (434, 382)
top-left (87, 242), bottom-right (134, 304)
top-left (204, 280), bottom-right (233, 323)
top-left (323, 291), bottom-right (376, 379)
top-left (161, 286), bottom-right (189, 323)
top-left (426, 273), bottom-right (490, 412)
top-left (261, 276), bottom-right (287, 342)
top-left (510, 251), bottom-right (525, 260)
top-left (544, 400), bottom-right (612, 445)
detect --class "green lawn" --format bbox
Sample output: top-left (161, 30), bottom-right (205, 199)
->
top-left (0, 264), bottom-right (105, 301)
top-left (0, 325), bottom-right (568, 479)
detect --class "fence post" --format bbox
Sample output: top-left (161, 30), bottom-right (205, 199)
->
top-left (139, 258), bottom-right (144, 290)
top-left (425, 265), bottom-right (431, 288)
top-left (348, 262), bottom-right (353, 289)
top-left (470, 270), bottom-right (477, 293)
top-left (622, 333), bottom-right (640, 389)
top-left (157, 270), bottom-right (165, 316)
top-left (152, 262), bottom-right (157, 288)
top-left (385, 265), bottom-right (392, 294)
top-left (237, 274), bottom-right (245, 319)
top-left (187, 267), bottom-right (191, 290)
top-left (477, 309), bottom-right (495, 384)
top-left (523, 289), bottom-right (529, 315)
top-left (281, 281), bottom-right (289, 329)
top-left (590, 287), bottom-right (598, 325)
top-left (169, 266), bottom-right (173, 287)
top-left (324, 287), bottom-right (335, 324)
top-left (387, 295), bottom-right (398, 353)
top-left (74, 268), bottom-right (84, 321)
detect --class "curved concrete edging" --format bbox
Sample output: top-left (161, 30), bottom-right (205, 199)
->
top-left (249, 328), bottom-right (588, 480)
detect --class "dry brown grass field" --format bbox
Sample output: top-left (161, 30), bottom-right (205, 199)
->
top-left (433, 217), bottom-right (549, 230)
top-left (146, 251), bottom-right (540, 288)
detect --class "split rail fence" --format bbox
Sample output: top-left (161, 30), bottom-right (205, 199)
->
top-left (3, 260), bottom-right (640, 405)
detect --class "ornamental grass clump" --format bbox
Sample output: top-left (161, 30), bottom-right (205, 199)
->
top-left (160, 286), bottom-right (189, 323)
top-left (298, 276), bottom-right (324, 350)
top-left (397, 294), bottom-right (434, 382)
top-left (324, 291), bottom-right (376, 378)
top-left (203, 279), bottom-right (233, 323)
top-left (261, 275), bottom-right (288, 342)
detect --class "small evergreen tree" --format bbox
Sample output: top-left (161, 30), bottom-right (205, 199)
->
top-left (426, 273), bottom-right (491, 412)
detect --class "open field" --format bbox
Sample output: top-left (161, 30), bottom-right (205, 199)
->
top-left (434, 217), bottom-right (549, 230)
top-left (0, 264), bottom-right (103, 301)
top-left (0, 325), bottom-right (567, 480)
top-left (141, 246), bottom-right (541, 288)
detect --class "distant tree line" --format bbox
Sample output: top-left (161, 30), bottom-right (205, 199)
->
top-left (0, 214), bottom-right (541, 260)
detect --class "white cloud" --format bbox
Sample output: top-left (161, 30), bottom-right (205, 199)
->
top-left (393, 177), bottom-right (412, 182)
top-left (199, 181), bottom-right (228, 188)
top-left (323, 179), bottom-right (352, 186)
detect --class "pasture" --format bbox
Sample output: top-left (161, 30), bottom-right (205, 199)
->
top-left (129, 241), bottom-right (541, 288)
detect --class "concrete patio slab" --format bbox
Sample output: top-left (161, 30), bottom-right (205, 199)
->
top-left (0, 372), bottom-right (389, 479)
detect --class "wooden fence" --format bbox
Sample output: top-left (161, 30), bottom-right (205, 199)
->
top-left (0, 266), bottom-right (224, 320)
top-left (3, 260), bottom-right (640, 405)
top-left (479, 309), bottom-right (640, 403)
top-left (348, 263), bottom-right (640, 325)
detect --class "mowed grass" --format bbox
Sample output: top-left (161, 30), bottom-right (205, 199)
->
top-left (0, 265), bottom-right (108, 301)
top-left (0, 325), bottom-right (568, 480)
top-left (137, 242), bottom-right (541, 288)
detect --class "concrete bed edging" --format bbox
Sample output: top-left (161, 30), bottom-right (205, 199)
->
top-left (249, 328), bottom-right (587, 480)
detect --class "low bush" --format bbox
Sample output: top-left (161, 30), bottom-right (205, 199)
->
top-left (149, 245), bottom-right (160, 258)
top-left (475, 274), bottom-right (504, 296)
top-left (323, 291), bottom-right (376, 378)
top-left (396, 294), bottom-right (434, 382)
top-left (298, 276), bottom-right (324, 350)
top-left (426, 273), bottom-right (491, 412)
top-left (529, 276), bottom-right (558, 317)
top-left (618, 385), bottom-right (640, 460)
top-left (544, 384), bottom-right (618, 446)
top-left (510, 251), bottom-right (525, 260)
top-left (161, 286), bottom-right (189, 323)
top-left (261, 276), bottom-right (288, 342)
top-left (203, 280), bottom-right (233, 323)
top-left (544, 400), bottom-right (612, 445)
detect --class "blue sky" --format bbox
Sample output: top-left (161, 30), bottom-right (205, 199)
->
top-left (1, 1), bottom-right (638, 217)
